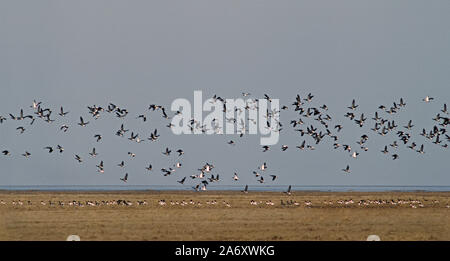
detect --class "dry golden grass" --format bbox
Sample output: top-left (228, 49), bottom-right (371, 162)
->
top-left (0, 191), bottom-right (449, 241)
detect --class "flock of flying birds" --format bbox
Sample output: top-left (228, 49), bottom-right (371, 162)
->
top-left (0, 93), bottom-right (448, 191)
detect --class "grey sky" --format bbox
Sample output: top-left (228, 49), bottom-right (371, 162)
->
top-left (0, 1), bottom-right (449, 186)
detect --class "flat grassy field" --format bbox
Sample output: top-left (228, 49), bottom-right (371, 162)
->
top-left (0, 191), bottom-right (448, 241)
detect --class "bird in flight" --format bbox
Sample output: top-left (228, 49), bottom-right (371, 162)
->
top-left (75, 155), bottom-right (82, 163)
top-left (423, 96), bottom-right (434, 103)
top-left (177, 177), bottom-right (186, 185)
top-left (59, 107), bottom-right (69, 117)
top-left (120, 173), bottom-right (128, 183)
top-left (78, 117), bottom-right (89, 127)
top-left (284, 185), bottom-right (292, 195)
top-left (342, 165), bottom-right (350, 173)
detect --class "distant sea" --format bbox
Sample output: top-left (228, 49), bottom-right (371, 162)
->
top-left (0, 185), bottom-right (449, 192)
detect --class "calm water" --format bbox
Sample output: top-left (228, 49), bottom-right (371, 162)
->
top-left (0, 185), bottom-right (449, 192)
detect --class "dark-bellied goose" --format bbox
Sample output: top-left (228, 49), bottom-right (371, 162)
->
top-left (417, 144), bottom-right (425, 154)
top-left (94, 134), bottom-right (102, 142)
top-left (60, 125), bottom-right (69, 132)
top-left (342, 165), bottom-right (350, 173)
top-left (284, 185), bottom-right (292, 195)
top-left (16, 127), bottom-right (25, 134)
top-left (75, 155), bottom-right (82, 163)
top-left (137, 115), bottom-right (147, 122)
top-left (145, 164), bottom-right (152, 171)
top-left (59, 107), bottom-right (69, 117)
top-left (404, 120), bottom-right (414, 130)
top-left (442, 103), bottom-right (448, 114)
top-left (259, 162), bottom-right (267, 171)
top-left (348, 99), bottom-right (358, 110)
top-left (162, 147), bottom-right (171, 156)
top-left (148, 129), bottom-right (159, 141)
top-left (120, 173), bottom-right (128, 183)
top-left (177, 177), bottom-right (186, 184)
top-left (78, 117), bottom-right (89, 127)
top-left (423, 96), bottom-right (434, 102)
top-left (96, 161), bottom-right (104, 173)
top-left (258, 176), bottom-right (265, 183)
top-left (89, 148), bottom-right (98, 157)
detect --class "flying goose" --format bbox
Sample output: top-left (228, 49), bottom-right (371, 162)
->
top-left (22, 151), bottom-right (31, 158)
top-left (75, 155), bottom-right (82, 163)
top-left (176, 149), bottom-right (184, 156)
top-left (162, 147), bottom-right (171, 156)
top-left (404, 120), bottom-right (414, 130)
top-left (259, 162), bottom-right (268, 171)
top-left (423, 96), bottom-right (434, 102)
top-left (57, 145), bottom-right (64, 153)
top-left (60, 125), bottom-right (69, 132)
top-left (16, 126), bottom-right (25, 134)
top-left (59, 107), bottom-right (69, 117)
top-left (120, 173), bottom-right (128, 183)
top-left (118, 161), bottom-right (125, 168)
top-left (145, 164), bottom-right (152, 171)
top-left (284, 185), bottom-right (292, 195)
top-left (258, 176), bottom-right (265, 183)
top-left (441, 103), bottom-right (448, 114)
top-left (270, 175), bottom-right (277, 181)
top-left (342, 165), bottom-right (350, 173)
top-left (94, 134), bottom-right (102, 142)
top-left (96, 161), bottom-right (104, 173)
top-left (233, 172), bottom-right (239, 181)
top-left (348, 99), bottom-right (358, 110)
top-left (137, 115), bottom-right (147, 122)
top-left (242, 185), bottom-right (249, 193)
top-left (89, 148), bottom-right (98, 157)
top-left (296, 140), bottom-right (306, 150)
top-left (44, 147), bottom-right (53, 153)
top-left (78, 117), bottom-right (89, 127)
top-left (2, 150), bottom-right (10, 156)
top-left (177, 177), bottom-right (186, 184)
top-left (417, 144), bottom-right (425, 154)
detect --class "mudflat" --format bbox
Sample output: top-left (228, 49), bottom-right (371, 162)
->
top-left (0, 191), bottom-right (448, 241)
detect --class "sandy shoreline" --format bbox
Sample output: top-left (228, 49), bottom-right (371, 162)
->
top-left (1, 191), bottom-right (449, 241)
